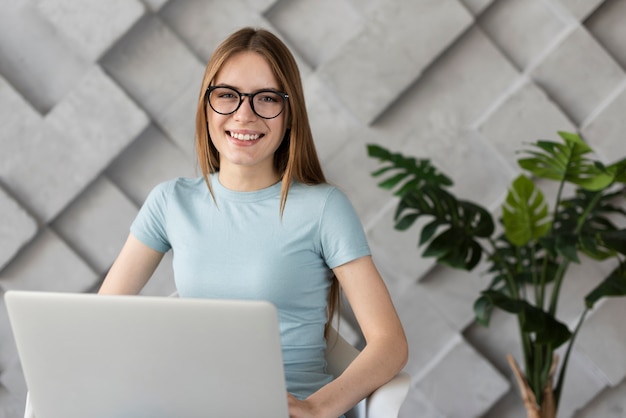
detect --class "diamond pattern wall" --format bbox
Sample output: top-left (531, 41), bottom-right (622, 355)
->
top-left (1, 1), bottom-right (625, 417)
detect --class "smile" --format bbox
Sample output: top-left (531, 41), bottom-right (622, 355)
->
top-left (228, 131), bottom-right (263, 141)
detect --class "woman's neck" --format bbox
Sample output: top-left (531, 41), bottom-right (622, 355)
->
top-left (217, 165), bottom-right (281, 192)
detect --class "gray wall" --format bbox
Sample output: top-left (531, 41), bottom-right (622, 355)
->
top-left (1, 0), bottom-right (625, 417)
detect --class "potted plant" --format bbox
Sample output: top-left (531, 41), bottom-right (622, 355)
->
top-left (367, 131), bottom-right (626, 418)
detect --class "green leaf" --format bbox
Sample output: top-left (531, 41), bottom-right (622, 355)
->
top-left (502, 175), bottom-right (551, 246)
top-left (473, 295), bottom-right (493, 327)
top-left (378, 172), bottom-right (410, 190)
top-left (600, 229), bottom-right (626, 256)
top-left (517, 132), bottom-right (615, 191)
top-left (609, 158), bottom-right (626, 183)
top-left (367, 144), bottom-right (453, 195)
top-left (420, 219), bottom-right (444, 246)
top-left (394, 186), bottom-right (493, 270)
top-left (482, 290), bottom-right (572, 348)
top-left (395, 213), bottom-right (419, 231)
top-left (555, 233), bottom-right (580, 263)
top-left (585, 264), bottom-right (626, 309)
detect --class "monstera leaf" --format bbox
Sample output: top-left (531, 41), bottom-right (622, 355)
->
top-left (368, 144), bottom-right (493, 270)
top-left (395, 185), bottom-right (494, 270)
top-left (481, 290), bottom-right (572, 348)
top-left (367, 144), bottom-right (452, 195)
top-left (517, 131), bottom-right (614, 191)
top-left (559, 189), bottom-right (626, 260)
top-left (502, 175), bottom-right (552, 247)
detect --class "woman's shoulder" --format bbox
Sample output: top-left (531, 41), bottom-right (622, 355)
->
top-left (146, 176), bottom-right (207, 202)
top-left (289, 182), bottom-right (354, 211)
top-left (290, 181), bottom-right (338, 200)
top-left (153, 176), bottom-right (205, 191)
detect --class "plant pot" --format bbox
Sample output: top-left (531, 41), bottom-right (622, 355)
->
top-left (507, 354), bottom-right (557, 418)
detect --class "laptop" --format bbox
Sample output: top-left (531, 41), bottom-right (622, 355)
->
top-left (5, 290), bottom-right (289, 418)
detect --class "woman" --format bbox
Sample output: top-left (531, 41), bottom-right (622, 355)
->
top-left (100, 27), bottom-right (408, 418)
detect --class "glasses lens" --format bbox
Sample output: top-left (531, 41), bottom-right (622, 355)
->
top-left (252, 90), bottom-right (285, 119)
top-left (208, 87), bottom-right (240, 115)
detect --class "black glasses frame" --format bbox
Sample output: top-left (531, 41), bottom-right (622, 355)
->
top-left (205, 86), bottom-right (289, 120)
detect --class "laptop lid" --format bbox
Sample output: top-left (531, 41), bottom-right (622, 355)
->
top-left (5, 291), bottom-right (289, 418)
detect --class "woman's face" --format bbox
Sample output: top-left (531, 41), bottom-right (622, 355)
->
top-left (207, 51), bottom-right (288, 177)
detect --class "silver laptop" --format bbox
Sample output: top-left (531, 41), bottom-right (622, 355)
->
top-left (5, 291), bottom-right (289, 418)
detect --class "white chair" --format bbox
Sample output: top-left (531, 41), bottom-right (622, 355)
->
top-left (23, 294), bottom-right (411, 418)
top-left (325, 326), bottom-right (410, 418)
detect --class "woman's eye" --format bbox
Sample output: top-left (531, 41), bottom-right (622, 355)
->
top-left (257, 93), bottom-right (279, 103)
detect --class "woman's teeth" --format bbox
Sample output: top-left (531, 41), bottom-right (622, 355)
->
top-left (230, 132), bottom-right (261, 141)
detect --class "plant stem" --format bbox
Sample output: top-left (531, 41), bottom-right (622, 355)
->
top-left (538, 254), bottom-right (549, 310)
top-left (554, 309), bottom-right (588, 409)
top-left (548, 259), bottom-right (570, 316)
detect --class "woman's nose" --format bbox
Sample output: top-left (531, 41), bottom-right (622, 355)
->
top-left (233, 96), bottom-right (257, 121)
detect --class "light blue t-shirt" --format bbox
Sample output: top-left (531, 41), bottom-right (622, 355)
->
top-left (130, 174), bottom-right (371, 400)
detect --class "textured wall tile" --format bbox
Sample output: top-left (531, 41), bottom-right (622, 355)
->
top-left (575, 298), bottom-right (626, 385)
top-left (0, 77), bottom-right (90, 222)
top-left (582, 85), bottom-right (626, 162)
top-left (557, 348), bottom-right (608, 418)
top-left (304, 74), bottom-right (363, 163)
top-left (0, 228), bottom-right (98, 293)
top-left (419, 264), bottom-right (493, 332)
top-left (160, 0), bottom-right (271, 62)
top-left (0, 188), bottom-right (37, 271)
top-left (100, 15), bottom-right (205, 153)
top-left (556, 257), bottom-right (609, 325)
top-left (142, 0), bottom-right (170, 12)
top-left (0, 2), bottom-right (90, 113)
top-left (0, 358), bottom-right (26, 415)
top-left (373, 26), bottom-right (520, 145)
top-left (242, 0), bottom-right (281, 14)
top-left (51, 177), bottom-right (138, 275)
top-left (371, 27), bottom-right (521, 207)
top-left (460, 0), bottom-right (496, 15)
top-left (45, 65), bottom-right (149, 157)
top-left (530, 26), bottom-right (626, 125)
top-left (106, 125), bottom-right (196, 205)
top-left (559, 0), bottom-right (606, 20)
top-left (37, 65), bottom-right (149, 220)
top-left (318, 0), bottom-right (473, 124)
top-left (266, 0), bottom-right (364, 68)
top-left (464, 309), bottom-right (524, 375)
top-left (0, 292), bottom-right (27, 414)
top-left (322, 131), bottom-right (393, 224)
top-left (34, 0), bottom-right (146, 61)
top-left (415, 336), bottom-right (510, 418)
top-left (388, 282), bottom-right (460, 374)
top-left (576, 377), bottom-right (626, 418)
top-left (585, 0), bottom-right (626, 69)
top-left (479, 0), bottom-right (567, 70)
top-left (478, 79), bottom-right (576, 171)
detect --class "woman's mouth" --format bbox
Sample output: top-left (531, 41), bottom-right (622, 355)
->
top-left (227, 131), bottom-right (264, 141)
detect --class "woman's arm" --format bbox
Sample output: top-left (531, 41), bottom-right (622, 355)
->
top-left (288, 255), bottom-right (409, 418)
top-left (98, 233), bottom-right (165, 295)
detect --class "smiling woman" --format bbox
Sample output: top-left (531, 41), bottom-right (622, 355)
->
top-left (204, 51), bottom-right (289, 190)
top-left (98, 27), bottom-right (408, 418)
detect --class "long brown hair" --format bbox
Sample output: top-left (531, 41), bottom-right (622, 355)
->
top-left (194, 27), bottom-right (340, 336)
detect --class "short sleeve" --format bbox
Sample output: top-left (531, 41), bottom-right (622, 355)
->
top-left (130, 181), bottom-right (172, 253)
top-left (320, 188), bottom-right (371, 269)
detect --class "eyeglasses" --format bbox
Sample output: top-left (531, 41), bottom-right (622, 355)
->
top-left (206, 86), bottom-right (289, 119)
